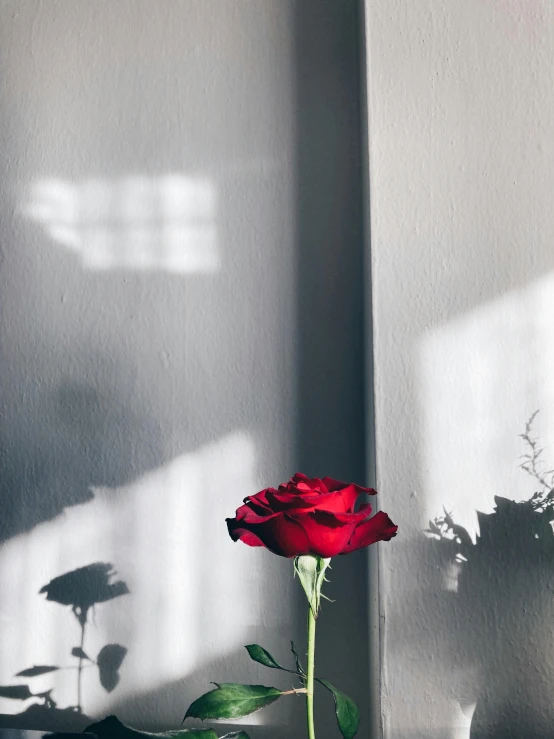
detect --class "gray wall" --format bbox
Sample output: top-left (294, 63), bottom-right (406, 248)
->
top-left (0, 2), bottom-right (367, 737)
top-left (366, 1), bottom-right (554, 737)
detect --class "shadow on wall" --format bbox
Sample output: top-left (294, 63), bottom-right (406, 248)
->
top-left (103, 641), bottom-right (308, 739)
top-left (292, 0), bottom-right (369, 736)
top-left (0, 381), bottom-right (164, 544)
top-left (0, 0), bottom-right (367, 736)
top-left (418, 415), bottom-right (554, 739)
top-left (0, 563), bottom-right (129, 732)
top-left (0, 620), bottom-right (303, 739)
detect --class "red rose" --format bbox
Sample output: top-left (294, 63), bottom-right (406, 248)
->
top-left (226, 473), bottom-right (398, 558)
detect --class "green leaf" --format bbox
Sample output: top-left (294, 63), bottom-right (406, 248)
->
top-left (245, 645), bottom-right (289, 672)
top-left (317, 679), bottom-right (360, 739)
top-left (294, 555), bottom-right (331, 616)
top-left (184, 683), bottom-right (282, 721)
top-left (85, 715), bottom-right (217, 739)
top-left (219, 734), bottom-right (250, 739)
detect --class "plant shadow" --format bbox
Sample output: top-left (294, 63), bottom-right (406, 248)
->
top-left (0, 563), bottom-right (129, 730)
top-left (425, 417), bottom-right (554, 738)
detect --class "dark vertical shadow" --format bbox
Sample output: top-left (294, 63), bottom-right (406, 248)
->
top-left (293, 2), bottom-right (369, 737)
top-left (357, 2), bottom-right (382, 734)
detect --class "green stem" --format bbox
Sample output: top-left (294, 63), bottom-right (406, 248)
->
top-left (306, 603), bottom-right (316, 739)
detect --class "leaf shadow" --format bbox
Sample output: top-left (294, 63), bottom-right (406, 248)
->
top-left (0, 563), bottom-right (129, 729)
top-left (425, 489), bottom-right (554, 738)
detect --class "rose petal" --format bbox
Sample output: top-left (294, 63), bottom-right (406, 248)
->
top-left (279, 473), bottom-right (327, 494)
top-left (340, 510), bottom-right (398, 554)
top-left (246, 500), bottom-right (272, 515)
top-left (265, 489), bottom-right (353, 514)
top-left (316, 503), bottom-right (372, 524)
top-left (236, 488), bottom-right (280, 519)
top-left (259, 513), bottom-right (312, 557)
top-left (244, 488), bottom-right (276, 508)
top-left (266, 491), bottom-right (319, 510)
top-left (293, 510), bottom-right (359, 558)
top-left (322, 476), bottom-right (378, 496)
top-left (227, 512), bottom-right (311, 558)
top-left (236, 506), bottom-right (279, 524)
top-left (337, 484), bottom-right (359, 513)
top-left (226, 521), bottom-right (267, 548)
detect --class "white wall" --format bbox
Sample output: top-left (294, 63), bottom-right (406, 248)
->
top-left (0, 2), bottom-right (366, 737)
top-left (366, 1), bottom-right (554, 737)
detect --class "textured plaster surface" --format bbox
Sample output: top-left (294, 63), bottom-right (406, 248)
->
top-left (0, 2), bottom-right (366, 736)
top-left (366, 1), bottom-right (554, 737)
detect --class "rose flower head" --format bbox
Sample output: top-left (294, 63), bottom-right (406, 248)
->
top-left (226, 473), bottom-right (397, 558)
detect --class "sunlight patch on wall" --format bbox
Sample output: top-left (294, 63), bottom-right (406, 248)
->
top-left (0, 432), bottom-right (262, 721)
top-left (22, 175), bottom-right (218, 273)
top-left (418, 272), bottom-right (554, 540)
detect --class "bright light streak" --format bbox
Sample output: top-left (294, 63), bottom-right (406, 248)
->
top-left (0, 432), bottom-right (260, 718)
top-left (23, 175), bottom-right (218, 273)
top-left (419, 272), bottom-right (554, 539)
